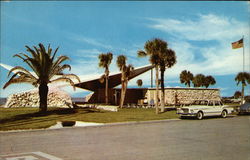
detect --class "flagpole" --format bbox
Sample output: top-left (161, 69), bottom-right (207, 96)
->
top-left (151, 68), bottom-right (153, 88)
top-left (243, 35), bottom-right (245, 72)
top-left (240, 35), bottom-right (245, 104)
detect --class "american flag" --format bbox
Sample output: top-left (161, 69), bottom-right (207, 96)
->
top-left (232, 38), bottom-right (243, 49)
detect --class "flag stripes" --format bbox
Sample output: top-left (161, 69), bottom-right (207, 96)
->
top-left (232, 38), bottom-right (243, 49)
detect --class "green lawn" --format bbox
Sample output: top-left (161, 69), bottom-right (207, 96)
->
top-left (0, 107), bottom-right (178, 131)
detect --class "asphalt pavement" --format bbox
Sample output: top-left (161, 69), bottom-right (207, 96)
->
top-left (0, 116), bottom-right (249, 160)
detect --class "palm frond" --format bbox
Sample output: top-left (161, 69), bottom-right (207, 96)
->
top-left (49, 57), bottom-right (69, 78)
top-left (5, 43), bottom-right (78, 93)
top-left (8, 66), bottom-right (37, 79)
top-left (57, 74), bottom-right (81, 83)
top-left (25, 46), bottom-right (39, 60)
top-left (52, 55), bottom-right (70, 69)
top-left (13, 53), bottom-right (27, 61)
top-left (49, 66), bottom-right (61, 78)
top-left (124, 64), bottom-right (134, 77)
top-left (150, 54), bottom-right (160, 65)
top-left (18, 53), bottom-right (41, 73)
top-left (98, 53), bottom-right (113, 69)
top-left (25, 57), bottom-right (42, 76)
top-left (235, 72), bottom-right (250, 86)
top-left (47, 44), bottom-right (52, 56)
top-left (50, 77), bottom-right (77, 90)
top-left (137, 50), bottom-right (147, 57)
top-left (3, 74), bottom-right (37, 89)
top-left (51, 47), bottom-right (59, 62)
top-left (39, 43), bottom-right (47, 55)
top-left (116, 55), bottom-right (127, 71)
top-left (13, 54), bottom-right (40, 76)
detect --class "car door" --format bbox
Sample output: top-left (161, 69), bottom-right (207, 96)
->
top-left (212, 101), bottom-right (223, 115)
top-left (205, 101), bottom-right (216, 116)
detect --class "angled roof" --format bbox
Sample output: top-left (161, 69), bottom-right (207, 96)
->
top-left (75, 65), bottom-right (154, 91)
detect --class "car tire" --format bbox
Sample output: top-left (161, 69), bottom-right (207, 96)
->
top-left (221, 110), bottom-right (227, 118)
top-left (197, 111), bottom-right (203, 120)
top-left (180, 116), bottom-right (185, 119)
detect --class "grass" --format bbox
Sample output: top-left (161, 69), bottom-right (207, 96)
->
top-left (0, 107), bottom-right (178, 131)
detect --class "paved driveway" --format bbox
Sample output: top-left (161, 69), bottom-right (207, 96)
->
top-left (0, 116), bottom-right (249, 160)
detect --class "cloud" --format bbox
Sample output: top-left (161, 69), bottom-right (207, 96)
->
top-left (163, 41), bottom-right (247, 81)
top-left (75, 49), bottom-right (102, 59)
top-left (144, 14), bottom-right (249, 79)
top-left (70, 34), bottom-right (113, 50)
top-left (147, 14), bottom-right (248, 41)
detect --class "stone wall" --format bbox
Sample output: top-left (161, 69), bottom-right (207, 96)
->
top-left (87, 87), bottom-right (221, 106)
top-left (5, 87), bottom-right (73, 108)
top-left (147, 88), bottom-right (220, 105)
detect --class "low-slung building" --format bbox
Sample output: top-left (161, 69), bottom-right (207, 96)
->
top-left (74, 65), bottom-right (221, 106)
top-left (85, 88), bottom-right (219, 105)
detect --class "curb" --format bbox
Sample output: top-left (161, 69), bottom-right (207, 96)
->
top-left (104, 119), bottom-right (181, 127)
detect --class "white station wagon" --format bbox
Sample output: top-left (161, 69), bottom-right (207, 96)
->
top-left (177, 100), bottom-right (234, 120)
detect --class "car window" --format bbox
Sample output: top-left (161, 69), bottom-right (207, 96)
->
top-left (208, 101), bottom-right (214, 106)
top-left (193, 101), bottom-right (200, 105)
top-left (192, 100), bottom-right (208, 105)
top-left (214, 101), bottom-right (223, 106)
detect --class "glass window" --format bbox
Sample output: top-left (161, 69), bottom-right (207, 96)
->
top-left (208, 101), bottom-right (214, 106)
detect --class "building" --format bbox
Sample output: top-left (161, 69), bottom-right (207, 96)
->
top-left (74, 65), bottom-right (221, 106)
top-left (84, 87), bottom-right (220, 106)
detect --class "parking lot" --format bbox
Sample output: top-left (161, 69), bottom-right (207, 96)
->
top-left (0, 115), bottom-right (249, 160)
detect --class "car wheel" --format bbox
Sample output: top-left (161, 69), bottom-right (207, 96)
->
top-left (179, 116), bottom-right (185, 119)
top-left (197, 111), bottom-right (203, 120)
top-left (221, 110), bottom-right (227, 118)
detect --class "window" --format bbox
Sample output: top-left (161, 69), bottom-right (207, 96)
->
top-left (208, 101), bottom-right (214, 106)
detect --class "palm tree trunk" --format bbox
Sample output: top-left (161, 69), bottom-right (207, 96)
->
top-left (160, 69), bottom-right (165, 113)
top-left (123, 81), bottom-right (128, 107)
top-left (155, 65), bottom-right (159, 114)
top-left (241, 83), bottom-right (244, 104)
top-left (120, 80), bottom-right (125, 108)
top-left (39, 82), bottom-right (48, 112)
top-left (105, 70), bottom-right (109, 104)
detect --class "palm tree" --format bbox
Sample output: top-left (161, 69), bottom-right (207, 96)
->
top-left (138, 38), bottom-right (167, 114)
top-left (159, 48), bottom-right (177, 112)
top-left (204, 75), bottom-right (216, 88)
top-left (116, 55), bottom-right (134, 108)
top-left (235, 72), bottom-right (250, 104)
top-left (136, 79), bottom-right (143, 87)
top-left (192, 74), bottom-right (206, 87)
top-left (180, 70), bottom-right (193, 87)
top-left (234, 91), bottom-right (241, 99)
top-left (98, 52), bottom-right (113, 104)
top-left (3, 43), bottom-right (80, 112)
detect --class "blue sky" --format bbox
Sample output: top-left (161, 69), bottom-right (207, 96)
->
top-left (0, 1), bottom-right (250, 98)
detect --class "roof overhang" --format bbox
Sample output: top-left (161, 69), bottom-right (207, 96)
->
top-left (75, 65), bottom-right (154, 91)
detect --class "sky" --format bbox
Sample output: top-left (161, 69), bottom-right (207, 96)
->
top-left (0, 1), bottom-right (250, 98)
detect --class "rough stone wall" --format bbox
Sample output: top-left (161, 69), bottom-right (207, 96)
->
top-left (147, 88), bottom-right (220, 105)
top-left (5, 87), bottom-right (73, 108)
